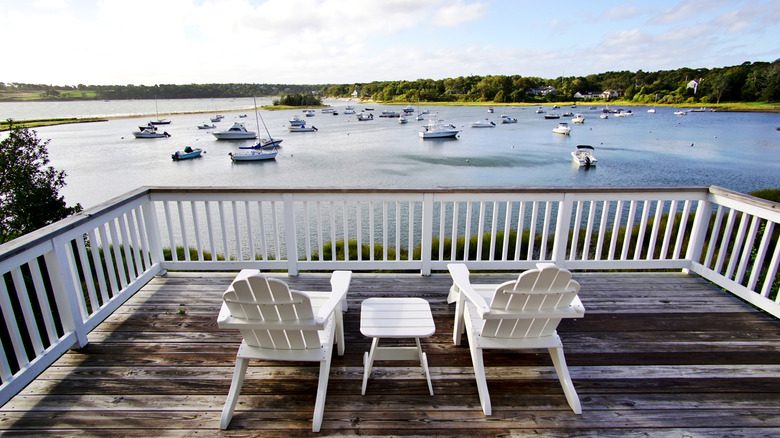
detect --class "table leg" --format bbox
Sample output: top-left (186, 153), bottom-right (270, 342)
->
top-left (362, 337), bottom-right (380, 395)
top-left (416, 338), bottom-right (434, 396)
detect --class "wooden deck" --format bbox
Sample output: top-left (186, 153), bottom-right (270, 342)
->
top-left (1, 272), bottom-right (779, 437)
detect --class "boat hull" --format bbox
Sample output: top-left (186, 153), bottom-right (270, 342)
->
top-left (229, 151), bottom-right (278, 161)
top-left (172, 149), bottom-right (202, 160)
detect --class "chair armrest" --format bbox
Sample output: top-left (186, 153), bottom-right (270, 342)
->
top-left (447, 263), bottom-right (491, 315)
top-left (315, 270), bottom-right (352, 324)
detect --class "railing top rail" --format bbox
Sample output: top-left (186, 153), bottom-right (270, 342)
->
top-left (0, 187), bottom-right (150, 263)
top-left (144, 185), bottom-right (711, 196)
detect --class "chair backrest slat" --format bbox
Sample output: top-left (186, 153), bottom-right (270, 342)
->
top-left (482, 265), bottom-right (580, 340)
top-left (224, 274), bottom-right (322, 350)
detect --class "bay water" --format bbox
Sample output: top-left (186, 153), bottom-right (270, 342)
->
top-left (1, 98), bottom-right (778, 209)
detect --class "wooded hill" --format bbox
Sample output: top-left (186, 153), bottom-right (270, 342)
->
top-left (2, 60), bottom-right (778, 105)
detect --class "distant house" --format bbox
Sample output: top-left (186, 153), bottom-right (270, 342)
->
top-left (530, 86), bottom-right (557, 96)
top-left (601, 90), bottom-right (621, 99)
top-left (351, 89), bottom-right (361, 98)
top-left (574, 91), bottom-right (601, 99)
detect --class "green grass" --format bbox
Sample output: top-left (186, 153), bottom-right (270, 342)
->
top-left (1, 117), bottom-right (108, 131)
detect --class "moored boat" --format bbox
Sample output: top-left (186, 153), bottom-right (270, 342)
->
top-left (500, 115), bottom-right (517, 123)
top-left (380, 110), bottom-right (400, 118)
top-left (470, 119), bottom-right (496, 128)
top-left (572, 114), bottom-right (585, 124)
top-left (571, 145), bottom-right (597, 167)
top-left (357, 113), bottom-right (374, 121)
top-left (229, 149), bottom-right (278, 161)
top-left (544, 114), bottom-right (560, 119)
top-left (398, 115), bottom-right (408, 124)
top-left (172, 146), bottom-right (203, 160)
top-left (212, 122), bottom-right (257, 140)
top-left (552, 122), bottom-right (571, 135)
top-left (419, 119), bottom-right (459, 139)
top-left (288, 124), bottom-right (318, 132)
top-left (133, 125), bottom-right (170, 138)
top-left (198, 123), bottom-right (216, 129)
top-left (239, 138), bottom-right (283, 149)
top-left (289, 115), bottom-right (306, 126)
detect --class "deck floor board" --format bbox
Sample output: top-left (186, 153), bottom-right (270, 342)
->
top-left (2, 272), bottom-right (779, 436)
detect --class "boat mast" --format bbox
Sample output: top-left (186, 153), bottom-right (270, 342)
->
top-left (254, 96), bottom-right (274, 142)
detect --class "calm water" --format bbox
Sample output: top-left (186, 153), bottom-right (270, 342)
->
top-left (2, 99), bottom-right (779, 209)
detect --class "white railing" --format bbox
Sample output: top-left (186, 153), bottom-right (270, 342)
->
top-left (1, 186), bottom-right (778, 407)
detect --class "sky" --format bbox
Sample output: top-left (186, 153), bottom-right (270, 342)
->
top-left (2, 0), bottom-right (779, 86)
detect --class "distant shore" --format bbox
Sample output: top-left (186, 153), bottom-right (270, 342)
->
top-left (2, 99), bottom-right (777, 131)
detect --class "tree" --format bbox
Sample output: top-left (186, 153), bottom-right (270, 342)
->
top-left (0, 124), bottom-right (82, 243)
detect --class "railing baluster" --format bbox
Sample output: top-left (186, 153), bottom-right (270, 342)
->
top-left (583, 201), bottom-right (596, 261)
top-left (748, 221), bottom-right (773, 290)
top-left (118, 214), bottom-right (137, 279)
top-left (259, 201), bottom-right (268, 260)
top-left (503, 201), bottom-right (513, 261)
top-left (760, 228), bottom-right (780, 299)
top-left (673, 200), bottom-right (692, 260)
top-left (596, 201), bottom-right (609, 261)
top-left (231, 202), bottom-right (242, 261)
top-left (395, 201), bottom-right (401, 261)
top-left (344, 200), bottom-right (350, 262)
top-left (204, 201), bottom-right (216, 261)
top-left (714, 209), bottom-right (737, 273)
top-left (735, 216), bottom-right (760, 284)
top-left (704, 205), bottom-right (725, 268)
top-left (0, 273), bottom-right (34, 369)
top-left (464, 202), bottom-right (472, 261)
top-left (660, 200), bottom-right (678, 260)
top-left (356, 201), bottom-right (363, 262)
top-left (10, 267), bottom-right (45, 355)
top-left (528, 201), bottom-right (539, 261)
top-left (245, 201), bottom-right (255, 261)
top-left (177, 201), bottom-right (190, 263)
top-left (451, 201), bottom-right (459, 261)
top-left (218, 201), bottom-right (229, 262)
top-left (647, 200), bottom-right (664, 260)
top-left (570, 200), bottom-right (583, 261)
top-left (726, 212), bottom-right (750, 279)
top-left (191, 202), bottom-right (203, 262)
top-left (621, 200), bottom-right (637, 260)
top-left (634, 200), bottom-right (650, 260)
top-left (107, 220), bottom-right (128, 289)
top-left (75, 236), bottom-right (99, 309)
top-left (476, 201), bottom-right (485, 261)
top-left (28, 259), bottom-right (58, 343)
top-left (369, 201), bottom-right (375, 261)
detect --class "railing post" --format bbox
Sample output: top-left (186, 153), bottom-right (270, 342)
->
top-left (141, 199), bottom-right (165, 274)
top-left (283, 193), bottom-right (299, 276)
top-left (552, 193), bottom-right (574, 268)
top-left (420, 193), bottom-right (434, 276)
top-left (45, 239), bottom-right (89, 349)
top-left (684, 198), bottom-right (713, 274)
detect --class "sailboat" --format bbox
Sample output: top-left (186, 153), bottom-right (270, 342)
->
top-left (230, 97), bottom-right (278, 162)
top-left (648, 94), bottom-right (657, 113)
top-left (149, 96), bottom-right (171, 125)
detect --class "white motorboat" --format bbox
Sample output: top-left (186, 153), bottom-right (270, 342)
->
top-left (289, 115), bottom-right (306, 126)
top-left (198, 123), bottom-right (216, 129)
top-left (380, 110), bottom-right (400, 118)
top-left (674, 110), bottom-right (687, 115)
top-left (211, 115), bottom-right (224, 122)
top-left (343, 109), bottom-right (356, 115)
top-left (357, 113), bottom-right (374, 121)
top-left (239, 138), bottom-right (283, 149)
top-left (322, 108), bottom-right (335, 113)
top-left (572, 114), bottom-right (585, 124)
top-left (416, 113), bottom-right (424, 121)
top-left (212, 122), bottom-right (257, 140)
top-left (552, 122), bottom-right (571, 135)
top-left (133, 125), bottom-right (170, 138)
top-left (288, 124), bottom-right (318, 132)
top-left (171, 146), bottom-right (203, 161)
top-left (303, 109), bottom-right (316, 117)
top-left (647, 108), bottom-right (656, 113)
top-left (419, 120), bottom-right (459, 139)
top-left (470, 119), bottom-right (496, 128)
top-left (536, 107), bottom-right (545, 114)
top-left (571, 145), bottom-right (598, 167)
top-left (544, 114), bottom-right (560, 119)
top-left (398, 115), bottom-right (408, 124)
top-left (500, 115), bottom-right (517, 123)
top-left (487, 107), bottom-right (494, 113)
top-left (600, 113), bottom-right (609, 119)
top-left (229, 149), bottom-right (278, 162)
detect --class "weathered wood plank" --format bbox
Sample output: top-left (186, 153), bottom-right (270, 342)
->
top-left (1, 272), bottom-right (779, 437)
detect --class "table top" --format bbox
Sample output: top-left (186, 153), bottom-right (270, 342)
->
top-left (360, 297), bottom-right (435, 338)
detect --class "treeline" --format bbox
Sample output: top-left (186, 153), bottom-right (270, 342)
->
top-left (0, 82), bottom-right (323, 101)
top-left (3, 60), bottom-right (778, 104)
top-left (273, 93), bottom-right (322, 106)
top-left (322, 60), bottom-right (780, 104)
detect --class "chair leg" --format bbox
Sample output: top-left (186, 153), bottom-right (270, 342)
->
top-left (548, 346), bottom-right (582, 414)
top-left (453, 288), bottom-right (465, 345)
top-left (312, 353), bottom-right (333, 433)
top-left (468, 340), bottom-right (491, 415)
top-left (335, 309), bottom-right (345, 356)
top-left (220, 357), bottom-right (249, 430)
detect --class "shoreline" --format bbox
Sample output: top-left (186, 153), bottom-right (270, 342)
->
top-left (3, 100), bottom-right (778, 131)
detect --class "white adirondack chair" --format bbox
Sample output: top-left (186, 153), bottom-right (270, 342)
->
top-left (217, 270), bottom-right (352, 432)
top-left (447, 263), bottom-right (585, 415)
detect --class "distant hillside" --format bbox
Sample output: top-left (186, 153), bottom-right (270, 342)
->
top-left (3, 60), bottom-right (778, 105)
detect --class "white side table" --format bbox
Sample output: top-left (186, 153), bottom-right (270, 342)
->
top-left (360, 297), bottom-right (435, 395)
